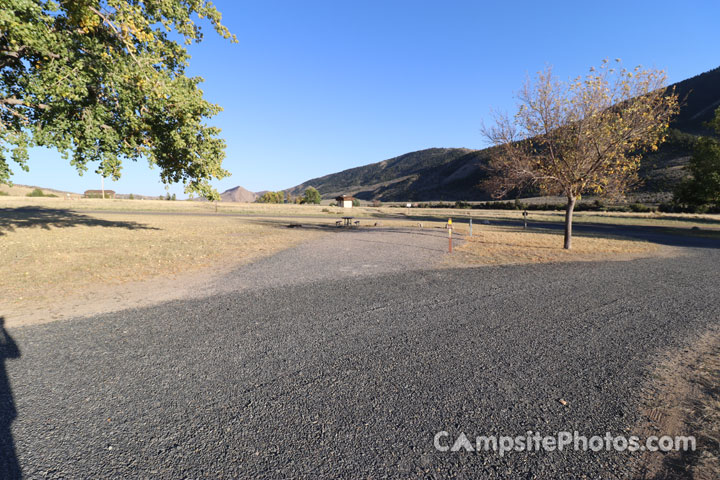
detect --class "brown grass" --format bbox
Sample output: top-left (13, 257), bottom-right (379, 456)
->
top-left (0, 184), bottom-right (75, 197)
top-left (0, 210), bottom-right (323, 324)
top-left (3, 196), bottom-right (719, 233)
top-left (445, 226), bottom-right (661, 266)
top-left (0, 200), bottom-right (677, 326)
top-left (635, 329), bottom-right (720, 480)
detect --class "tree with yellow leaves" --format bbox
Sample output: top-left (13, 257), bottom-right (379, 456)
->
top-left (483, 60), bottom-right (679, 249)
top-left (1, 1), bottom-right (237, 199)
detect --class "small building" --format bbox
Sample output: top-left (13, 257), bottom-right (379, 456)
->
top-left (335, 195), bottom-right (355, 208)
top-left (84, 190), bottom-right (115, 199)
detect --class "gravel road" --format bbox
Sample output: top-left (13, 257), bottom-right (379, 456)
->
top-left (2, 227), bottom-right (719, 479)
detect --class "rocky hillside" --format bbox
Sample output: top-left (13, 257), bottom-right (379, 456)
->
top-left (219, 185), bottom-right (258, 202)
top-left (286, 66), bottom-right (720, 202)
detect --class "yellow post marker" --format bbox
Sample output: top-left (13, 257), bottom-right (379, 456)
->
top-left (448, 218), bottom-right (453, 253)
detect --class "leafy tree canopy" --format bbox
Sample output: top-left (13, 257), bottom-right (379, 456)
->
top-left (483, 60), bottom-right (679, 248)
top-left (674, 108), bottom-right (720, 208)
top-left (712, 107), bottom-right (720, 133)
top-left (1, 0), bottom-right (236, 199)
top-left (675, 137), bottom-right (720, 208)
top-left (301, 186), bottom-right (321, 204)
top-left (256, 191), bottom-right (284, 204)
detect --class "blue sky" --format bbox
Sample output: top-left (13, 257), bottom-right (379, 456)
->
top-left (10, 0), bottom-right (720, 197)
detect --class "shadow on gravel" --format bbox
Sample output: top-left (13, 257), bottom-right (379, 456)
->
top-left (0, 207), bottom-right (158, 236)
top-left (0, 317), bottom-right (21, 479)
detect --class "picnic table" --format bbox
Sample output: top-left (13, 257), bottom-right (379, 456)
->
top-left (341, 216), bottom-right (354, 227)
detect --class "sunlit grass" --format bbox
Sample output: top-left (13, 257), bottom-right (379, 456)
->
top-left (447, 226), bottom-right (659, 266)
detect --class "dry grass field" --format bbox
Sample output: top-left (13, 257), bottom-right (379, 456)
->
top-left (0, 184), bottom-right (77, 197)
top-left (3, 195), bottom-right (719, 231)
top-left (446, 226), bottom-right (660, 266)
top-left (0, 197), bottom-right (702, 325)
top-left (637, 328), bottom-right (720, 479)
top-left (0, 207), bottom-right (324, 324)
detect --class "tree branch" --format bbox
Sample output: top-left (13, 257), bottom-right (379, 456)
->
top-left (0, 97), bottom-right (49, 110)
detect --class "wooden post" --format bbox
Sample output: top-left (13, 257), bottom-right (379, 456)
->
top-left (448, 226), bottom-right (453, 253)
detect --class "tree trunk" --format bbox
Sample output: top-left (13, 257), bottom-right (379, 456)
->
top-left (564, 195), bottom-right (576, 250)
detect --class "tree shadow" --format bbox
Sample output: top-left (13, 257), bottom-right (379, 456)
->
top-left (0, 207), bottom-right (159, 236)
top-left (0, 317), bottom-right (21, 479)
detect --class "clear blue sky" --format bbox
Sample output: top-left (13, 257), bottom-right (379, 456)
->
top-left (10, 0), bottom-right (720, 198)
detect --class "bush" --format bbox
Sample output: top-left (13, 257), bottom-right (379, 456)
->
top-left (628, 203), bottom-right (653, 213)
top-left (659, 202), bottom-right (720, 214)
top-left (0, 190), bottom-right (8, 196)
top-left (26, 188), bottom-right (56, 197)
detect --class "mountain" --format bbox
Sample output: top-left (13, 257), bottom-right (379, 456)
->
top-left (285, 148), bottom-right (484, 201)
top-left (191, 185), bottom-right (259, 202)
top-left (219, 185), bottom-right (258, 202)
top-left (286, 66), bottom-right (720, 202)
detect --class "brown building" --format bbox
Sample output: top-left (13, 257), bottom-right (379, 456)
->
top-left (335, 195), bottom-right (354, 208)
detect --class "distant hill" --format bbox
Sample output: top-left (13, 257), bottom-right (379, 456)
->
top-left (190, 185), bottom-right (259, 202)
top-left (286, 66), bottom-right (720, 202)
top-left (0, 183), bottom-right (80, 197)
top-left (220, 185), bottom-right (259, 202)
top-left (285, 148), bottom-right (482, 201)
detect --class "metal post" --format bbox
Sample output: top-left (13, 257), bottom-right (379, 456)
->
top-left (469, 218), bottom-right (473, 237)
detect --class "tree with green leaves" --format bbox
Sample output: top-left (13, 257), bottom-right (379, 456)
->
top-left (674, 109), bottom-right (720, 210)
top-left (301, 186), bottom-right (321, 204)
top-left (711, 107), bottom-right (720, 133)
top-left (1, 0), bottom-right (236, 199)
top-left (256, 191), bottom-right (284, 204)
top-left (483, 60), bottom-right (679, 249)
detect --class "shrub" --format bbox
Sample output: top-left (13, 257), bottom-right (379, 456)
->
top-left (27, 188), bottom-right (44, 197)
top-left (0, 190), bottom-right (8, 196)
top-left (628, 203), bottom-right (653, 213)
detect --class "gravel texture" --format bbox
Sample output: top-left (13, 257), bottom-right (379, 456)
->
top-left (2, 227), bottom-right (719, 479)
